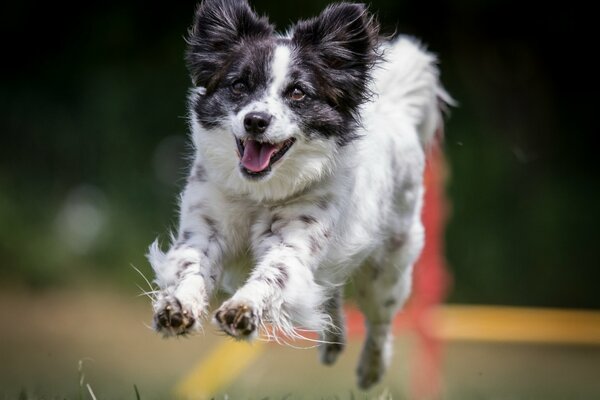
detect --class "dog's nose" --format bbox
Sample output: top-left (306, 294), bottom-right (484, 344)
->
top-left (244, 112), bottom-right (272, 135)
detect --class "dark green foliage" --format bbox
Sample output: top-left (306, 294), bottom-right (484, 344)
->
top-left (0, 1), bottom-right (596, 308)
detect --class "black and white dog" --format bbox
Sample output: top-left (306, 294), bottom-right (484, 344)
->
top-left (148, 0), bottom-right (451, 389)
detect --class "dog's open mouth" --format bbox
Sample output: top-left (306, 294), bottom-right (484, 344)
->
top-left (236, 137), bottom-right (296, 177)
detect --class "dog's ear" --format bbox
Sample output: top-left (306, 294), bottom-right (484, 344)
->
top-left (292, 3), bottom-right (380, 111)
top-left (186, 0), bottom-right (273, 88)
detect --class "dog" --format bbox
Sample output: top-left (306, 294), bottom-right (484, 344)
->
top-left (147, 0), bottom-right (451, 389)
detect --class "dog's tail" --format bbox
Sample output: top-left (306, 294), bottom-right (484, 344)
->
top-left (372, 36), bottom-right (454, 147)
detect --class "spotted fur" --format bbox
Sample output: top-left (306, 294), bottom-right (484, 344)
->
top-left (147, 0), bottom-right (452, 390)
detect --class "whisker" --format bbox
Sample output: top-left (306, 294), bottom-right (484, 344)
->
top-left (142, 321), bottom-right (155, 331)
top-left (135, 284), bottom-right (157, 302)
top-left (130, 264), bottom-right (157, 292)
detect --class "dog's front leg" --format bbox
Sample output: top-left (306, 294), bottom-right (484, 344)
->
top-left (214, 203), bottom-right (336, 340)
top-left (148, 176), bottom-right (227, 336)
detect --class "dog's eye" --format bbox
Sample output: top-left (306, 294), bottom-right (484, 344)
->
top-left (289, 87), bottom-right (305, 101)
top-left (231, 81), bottom-right (247, 95)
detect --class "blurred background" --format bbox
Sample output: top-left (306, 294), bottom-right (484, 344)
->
top-left (1, 1), bottom-right (598, 399)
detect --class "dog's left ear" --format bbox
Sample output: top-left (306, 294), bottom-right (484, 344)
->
top-left (292, 3), bottom-right (379, 108)
top-left (186, 0), bottom-right (273, 88)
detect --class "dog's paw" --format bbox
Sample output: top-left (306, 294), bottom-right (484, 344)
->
top-left (319, 341), bottom-right (345, 365)
top-left (357, 358), bottom-right (383, 390)
top-left (214, 300), bottom-right (260, 340)
top-left (356, 336), bottom-right (391, 390)
top-left (319, 327), bottom-right (346, 365)
top-left (153, 294), bottom-right (204, 337)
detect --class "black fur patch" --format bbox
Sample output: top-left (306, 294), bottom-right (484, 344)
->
top-left (262, 225), bottom-right (273, 237)
top-left (192, 42), bottom-right (275, 130)
top-left (271, 214), bottom-right (282, 224)
top-left (192, 164), bottom-right (207, 182)
top-left (384, 298), bottom-right (397, 308)
top-left (387, 233), bottom-right (407, 251)
top-left (273, 262), bottom-right (289, 288)
top-left (299, 214), bottom-right (318, 224)
top-left (290, 3), bottom-right (380, 145)
top-left (186, 0), bottom-right (275, 130)
top-left (202, 215), bottom-right (217, 229)
top-left (186, 0), bottom-right (273, 90)
top-left (185, 1), bottom-right (380, 146)
top-left (316, 196), bottom-right (330, 210)
top-left (370, 264), bottom-right (381, 280)
top-left (201, 214), bottom-right (221, 244)
top-left (309, 235), bottom-right (323, 254)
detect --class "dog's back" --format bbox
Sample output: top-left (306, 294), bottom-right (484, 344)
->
top-left (323, 37), bottom-right (451, 271)
top-left (323, 37), bottom-right (451, 388)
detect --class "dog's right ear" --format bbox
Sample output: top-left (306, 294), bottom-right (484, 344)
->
top-left (185, 0), bottom-right (273, 89)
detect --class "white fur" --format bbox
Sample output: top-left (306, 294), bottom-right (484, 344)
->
top-left (269, 45), bottom-right (292, 97)
top-left (148, 36), bottom-right (450, 386)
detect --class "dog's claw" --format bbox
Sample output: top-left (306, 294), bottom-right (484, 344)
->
top-left (214, 302), bottom-right (259, 339)
top-left (153, 297), bottom-right (198, 336)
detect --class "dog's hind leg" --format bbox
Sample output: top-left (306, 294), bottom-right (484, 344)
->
top-left (354, 221), bottom-right (424, 390)
top-left (319, 287), bottom-right (346, 365)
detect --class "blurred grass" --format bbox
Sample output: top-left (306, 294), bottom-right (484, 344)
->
top-left (2, 286), bottom-right (599, 399)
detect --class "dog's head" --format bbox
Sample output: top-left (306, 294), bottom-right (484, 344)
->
top-left (186, 0), bottom-right (379, 200)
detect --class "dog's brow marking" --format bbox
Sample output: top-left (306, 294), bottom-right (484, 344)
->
top-left (269, 45), bottom-right (291, 96)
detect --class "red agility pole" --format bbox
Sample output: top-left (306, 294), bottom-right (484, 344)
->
top-left (407, 144), bottom-right (451, 399)
top-left (345, 144), bottom-right (451, 399)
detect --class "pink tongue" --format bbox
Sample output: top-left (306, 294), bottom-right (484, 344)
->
top-left (241, 140), bottom-right (278, 172)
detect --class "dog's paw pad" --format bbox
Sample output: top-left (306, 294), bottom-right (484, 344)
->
top-left (154, 298), bottom-right (198, 337)
top-left (214, 302), bottom-right (259, 340)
